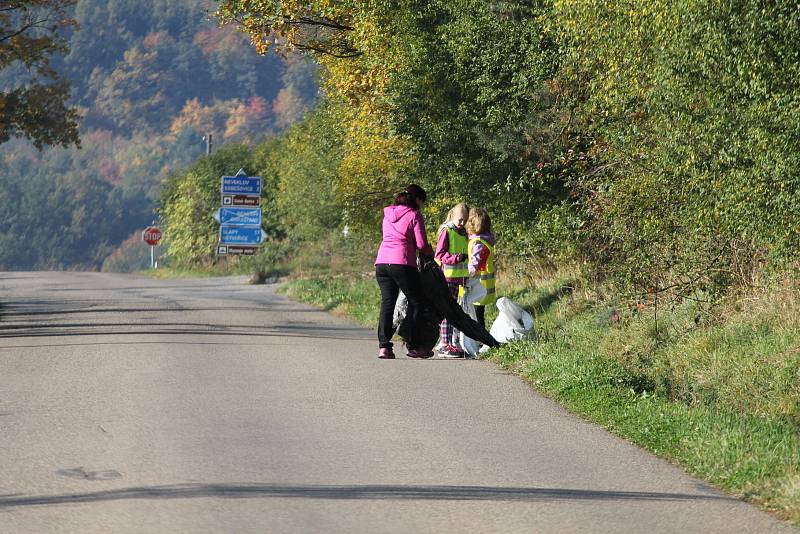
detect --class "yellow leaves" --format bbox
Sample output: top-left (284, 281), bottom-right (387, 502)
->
top-left (169, 98), bottom-right (225, 138)
top-left (335, 103), bottom-right (414, 228)
top-left (169, 97), bottom-right (269, 143)
top-left (214, 1), bottom-right (417, 227)
top-left (217, 0), bottom-right (357, 57)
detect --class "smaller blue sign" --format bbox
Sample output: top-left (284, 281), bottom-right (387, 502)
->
top-left (216, 207), bottom-right (262, 226)
top-left (219, 226), bottom-right (266, 246)
top-left (221, 175), bottom-right (262, 196)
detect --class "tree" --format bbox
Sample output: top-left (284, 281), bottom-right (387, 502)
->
top-left (215, 0), bottom-right (360, 58)
top-left (94, 45), bottom-right (178, 132)
top-left (159, 145), bottom-right (256, 267)
top-left (217, 0), bottom-right (576, 247)
top-left (386, 0), bottom-right (572, 247)
top-left (556, 0), bottom-right (800, 299)
top-left (0, 0), bottom-right (80, 148)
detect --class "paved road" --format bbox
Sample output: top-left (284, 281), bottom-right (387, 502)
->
top-left (0, 272), bottom-right (794, 533)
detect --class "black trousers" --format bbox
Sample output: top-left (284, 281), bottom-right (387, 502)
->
top-left (375, 264), bottom-right (426, 350)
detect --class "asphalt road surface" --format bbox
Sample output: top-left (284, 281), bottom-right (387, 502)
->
top-left (0, 272), bottom-right (795, 533)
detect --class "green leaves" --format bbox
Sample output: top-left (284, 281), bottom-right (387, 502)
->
top-left (388, 0), bottom-right (569, 241)
top-left (216, 0), bottom-right (800, 301)
top-left (556, 0), bottom-right (800, 300)
top-left (160, 144), bottom-right (257, 267)
top-left (0, 0), bottom-right (80, 148)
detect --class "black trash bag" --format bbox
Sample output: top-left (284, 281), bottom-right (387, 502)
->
top-left (418, 256), bottom-right (500, 348)
top-left (397, 299), bottom-right (441, 351)
top-left (398, 256), bottom-right (500, 350)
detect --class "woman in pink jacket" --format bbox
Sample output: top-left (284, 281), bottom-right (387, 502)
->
top-left (374, 184), bottom-right (435, 359)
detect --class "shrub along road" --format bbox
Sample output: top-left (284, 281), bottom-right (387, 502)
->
top-left (0, 272), bottom-right (794, 533)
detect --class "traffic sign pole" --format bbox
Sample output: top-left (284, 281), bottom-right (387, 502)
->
top-left (142, 226), bottom-right (163, 269)
top-left (215, 170), bottom-right (263, 256)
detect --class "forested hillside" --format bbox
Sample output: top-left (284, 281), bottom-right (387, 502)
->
top-left (0, 0), bottom-right (316, 270)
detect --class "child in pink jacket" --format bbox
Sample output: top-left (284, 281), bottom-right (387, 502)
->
top-left (434, 203), bottom-right (469, 357)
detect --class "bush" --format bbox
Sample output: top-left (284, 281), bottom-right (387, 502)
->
top-left (159, 144), bottom-right (257, 267)
top-left (102, 232), bottom-right (154, 272)
top-left (556, 0), bottom-right (800, 299)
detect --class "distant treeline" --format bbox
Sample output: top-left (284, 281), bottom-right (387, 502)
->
top-left (0, 0), bottom-right (316, 270)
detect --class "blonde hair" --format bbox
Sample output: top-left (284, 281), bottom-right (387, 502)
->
top-left (466, 207), bottom-right (492, 235)
top-left (438, 203), bottom-right (469, 234)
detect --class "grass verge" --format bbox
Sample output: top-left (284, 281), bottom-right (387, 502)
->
top-left (280, 274), bottom-right (380, 327)
top-left (139, 266), bottom-right (231, 279)
top-left (280, 272), bottom-right (800, 525)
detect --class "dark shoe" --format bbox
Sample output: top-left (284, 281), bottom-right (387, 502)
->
top-left (407, 348), bottom-right (434, 359)
top-left (378, 348), bottom-right (396, 359)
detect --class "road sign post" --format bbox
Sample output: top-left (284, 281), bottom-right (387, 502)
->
top-left (142, 226), bottom-right (162, 269)
top-left (215, 169), bottom-right (264, 256)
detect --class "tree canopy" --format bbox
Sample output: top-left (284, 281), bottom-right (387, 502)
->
top-left (164, 0), bottom-right (800, 301)
top-left (0, 0), bottom-right (80, 148)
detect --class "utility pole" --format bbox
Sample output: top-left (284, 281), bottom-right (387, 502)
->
top-left (150, 219), bottom-right (156, 269)
top-left (203, 133), bottom-right (213, 155)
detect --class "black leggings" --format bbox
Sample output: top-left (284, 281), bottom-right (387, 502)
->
top-left (375, 264), bottom-right (427, 350)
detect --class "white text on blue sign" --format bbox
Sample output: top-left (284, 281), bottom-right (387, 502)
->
top-left (221, 176), bottom-right (262, 196)
top-left (218, 207), bottom-right (262, 226)
top-left (219, 226), bottom-right (265, 246)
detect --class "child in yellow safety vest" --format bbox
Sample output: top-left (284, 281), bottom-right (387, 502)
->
top-left (466, 208), bottom-right (496, 330)
top-left (435, 203), bottom-right (469, 357)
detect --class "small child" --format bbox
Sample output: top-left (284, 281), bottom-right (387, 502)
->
top-left (435, 203), bottom-right (469, 357)
top-left (466, 208), bottom-right (496, 330)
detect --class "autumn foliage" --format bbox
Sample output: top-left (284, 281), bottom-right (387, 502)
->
top-left (200, 0), bottom-right (800, 301)
top-left (0, 0), bottom-right (318, 270)
top-left (0, 0), bottom-right (80, 148)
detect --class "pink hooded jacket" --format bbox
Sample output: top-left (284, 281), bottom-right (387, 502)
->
top-left (375, 205), bottom-right (434, 266)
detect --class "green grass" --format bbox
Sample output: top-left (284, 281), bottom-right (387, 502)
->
top-left (280, 272), bottom-right (800, 525)
top-left (139, 266), bottom-right (232, 279)
top-left (280, 275), bottom-right (380, 327)
top-left (491, 321), bottom-right (800, 523)
top-left (139, 259), bottom-right (290, 281)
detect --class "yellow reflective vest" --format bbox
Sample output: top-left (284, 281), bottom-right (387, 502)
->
top-left (437, 226), bottom-right (469, 279)
top-left (468, 237), bottom-right (496, 306)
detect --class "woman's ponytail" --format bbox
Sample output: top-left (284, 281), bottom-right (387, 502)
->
top-left (393, 184), bottom-right (428, 209)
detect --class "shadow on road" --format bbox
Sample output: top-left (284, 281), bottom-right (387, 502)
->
top-left (0, 327), bottom-right (370, 342)
top-left (0, 297), bottom-right (371, 343)
top-left (0, 305), bottom-right (320, 317)
top-left (0, 483), bottom-right (733, 509)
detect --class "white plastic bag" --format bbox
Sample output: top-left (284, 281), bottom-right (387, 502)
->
top-left (462, 278), bottom-right (487, 307)
top-left (457, 279), bottom-right (487, 357)
top-left (393, 291), bottom-right (408, 330)
top-left (458, 328), bottom-right (482, 358)
top-left (489, 297), bottom-right (536, 344)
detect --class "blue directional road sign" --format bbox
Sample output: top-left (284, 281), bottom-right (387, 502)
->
top-left (215, 207), bottom-right (262, 226)
top-left (221, 174), bottom-right (262, 196)
top-left (219, 226), bottom-right (267, 246)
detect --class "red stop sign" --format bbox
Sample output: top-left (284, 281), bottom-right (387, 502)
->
top-left (142, 226), bottom-right (162, 246)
